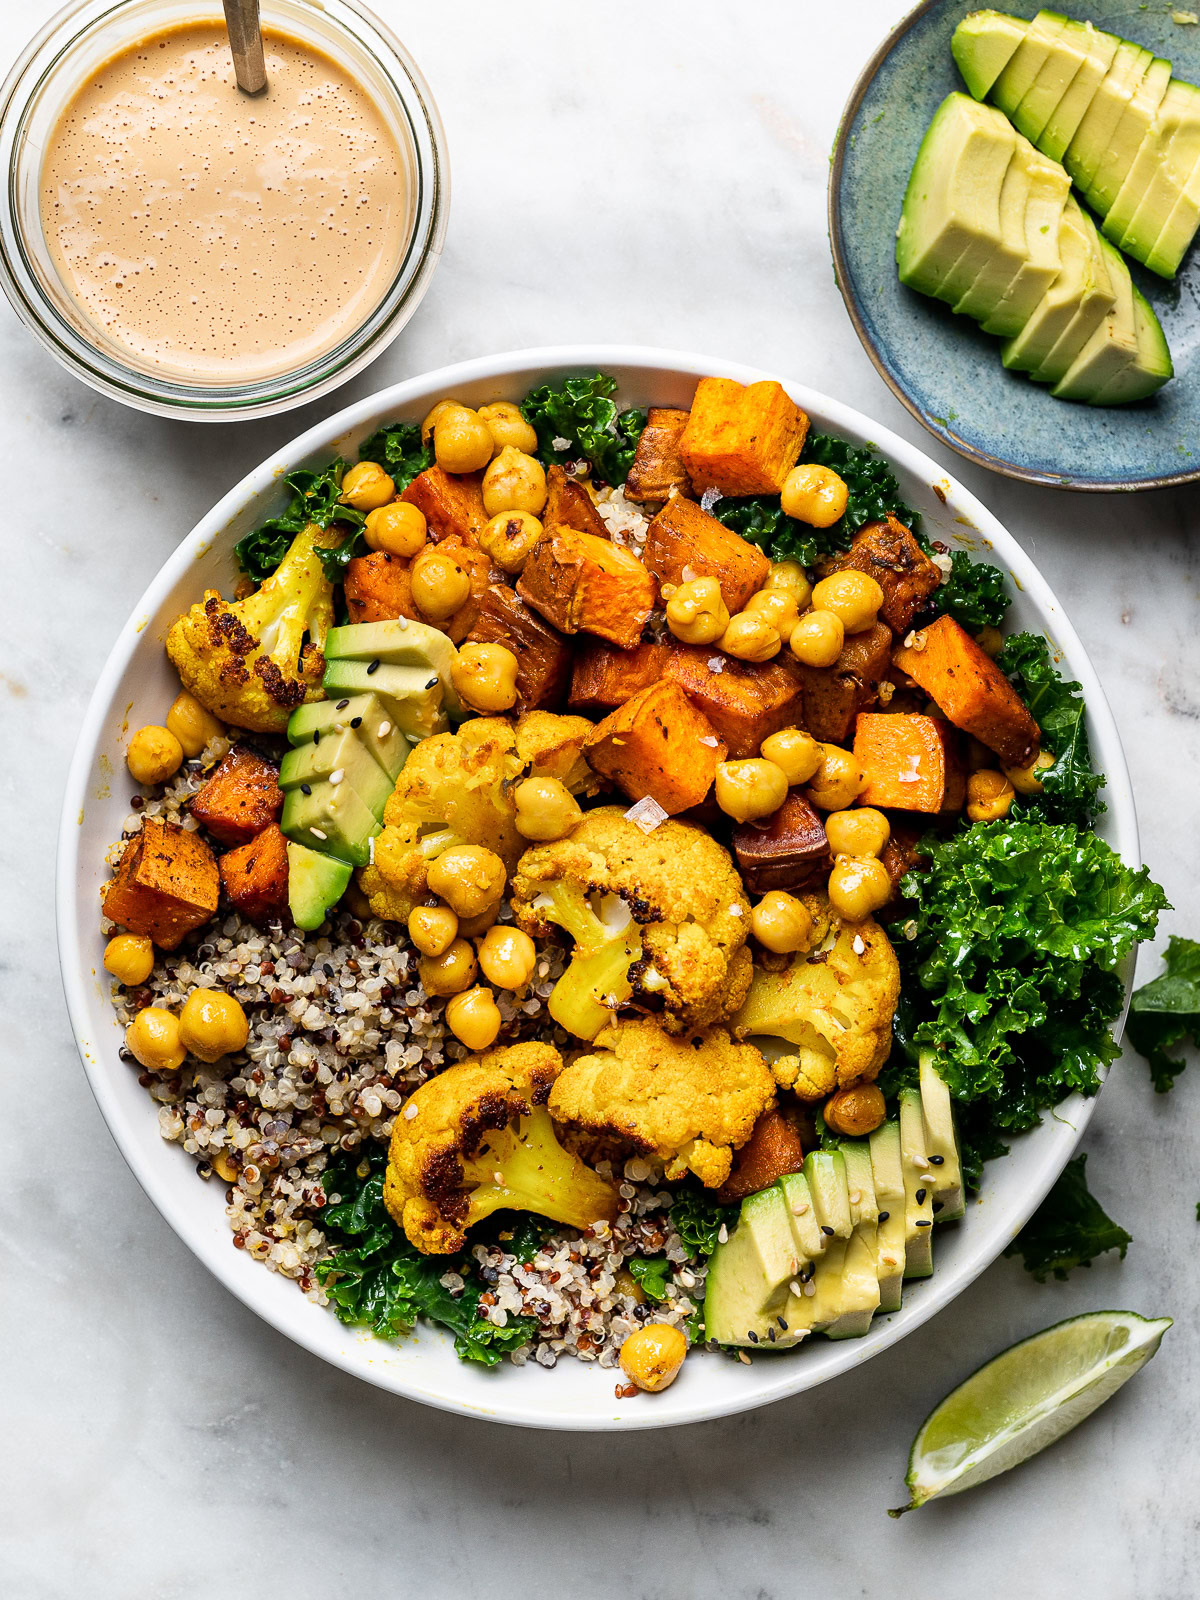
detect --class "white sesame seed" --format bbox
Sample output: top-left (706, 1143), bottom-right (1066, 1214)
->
top-left (717, 1224), bottom-right (729, 1244)
top-left (737, 1350), bottom-right (752, 1365)
top-left (848, 1189), bottom-right (861, 1205)
top-left (802, 1280), bottom-right (817, 1297)
top-left (790, 1200), bottom-right (809, 1216)
top-left (852, 933), bottom-right (865, 955)
top-left (378, 721), bottom-right (392, 737)
top-left (310, 827), bottom-right (327, 840)
top-left (329, 768), bottom-right (345, 787)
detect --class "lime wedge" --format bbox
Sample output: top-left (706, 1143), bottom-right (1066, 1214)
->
top-left (893, 1311), bottom-right (1172, 1514)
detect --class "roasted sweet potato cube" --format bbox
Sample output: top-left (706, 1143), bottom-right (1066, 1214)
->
top-left (219, 823), bottom-right (289, 925)
top-left (643, 495), bottom-right (769, 615)
top-left (400, 466), bottom-right (488, 545)
top-left (517, 528), bottom-right (656, 650)
top-left (624, 408), bottom-right (693, 504)
top-left (468, 584), bottom-right (572, 711)
top-left (795, 621), bottom-right (894, 745)
top-left (878, 823), bottom-right (928, 909)
top-left (854, 712), bottom-right (965, 814)
top-left (543, 464), bottom-right (610, 540)
top-left (568, 640), bottom-right (670, 715)
top-left (827, 517), bottom-right (942, 634)
top-left (664, 645), bottom-right (804, 759)
top-left (190, 745), bottom-right (284, 845)
top-left (344, 550), bottom-right (420, 627)
top-left (582, 680), bottom-right (726, 815)
top-left (101, 818), bottom-right (220, 950)
top-left (679, 377), bottom-right (809, 497)
top-left (892, 615), bottom-right (1039, 767)
top-left (717, 1109), bottom-right (808, 1203)
top-left (731, 792), bottom-right (832, 894)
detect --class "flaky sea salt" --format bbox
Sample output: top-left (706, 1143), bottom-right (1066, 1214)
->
top-left (624, 796), bottom-right (668, 834)
top-left (699, 488), bottom-right (723, 512)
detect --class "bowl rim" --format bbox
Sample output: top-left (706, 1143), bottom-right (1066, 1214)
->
top-left (56, 343), bottom-right (1140, 1430)
top-left (827, 0), bottom-right (1200, 494)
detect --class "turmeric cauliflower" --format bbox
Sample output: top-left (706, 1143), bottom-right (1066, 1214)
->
top-left (166, 524), bottom-right (334, 733)
top-left (510, 806), bottom-right (752, 1040)
top-left (384, 1041), bottom-right (619, 1254)
top-left (548, 1019), bottom-right (775, 1189)
top-left (731, 893), bottom-right (900, 1100)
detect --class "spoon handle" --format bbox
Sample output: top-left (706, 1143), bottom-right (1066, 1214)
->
top-left (222, 0), bottom-right (267, 94)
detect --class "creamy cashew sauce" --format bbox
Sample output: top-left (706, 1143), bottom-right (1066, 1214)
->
top-left (39, 22), bottom-right (409, 382)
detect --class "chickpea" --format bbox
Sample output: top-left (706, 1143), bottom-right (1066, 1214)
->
top-left (619, 1323), bottom-right (688, 1392)
top-left (781, 464), bottom-right (849, 528)
top-left (967, 768), bottom-right (1016, 822)
top-left (514, 775), bottom-right (583, 841)
top-left (104, 933), bottom-right (155, 987)
top-left (805, 744), bottom-right (866, 812)
top-left (759, 727), bottom-right (823, 787)
top-left (166, 691), bottom-right (224, 759)
top-left (126, 1006), bottom-right (186, 1073)
top-left (364, 500), bottom-right (427, 559)
top-left (824, 1082), bottom-right (887, 1138)
top-left (211, 1150), bottom-right (239, 1183)
top-left (480, 510), bottom-right (544, 574)
top-left (179, 989), bottom-right (249, 1063)
top-left (825, 807), bottom-right (890, 858)
top-left (482, 445), bottom-right (548, 518)
top-left (408, 903), bottom-right (459, 958)
top-left (127, 724), bottom-right (183, 786)
top-left (718, 611), bottom-right (781, 663)
top-left (763, 559), bottom-right (813, 611)
top-left (750, 891), bottom-right (815, 955)
top-left (665, 577), bottom-right (729, 646)
top-left (340, 460), bottom-right (395, 512)
top-left (715, 758), bottom-right (789, 824)
top-left (789, 609), bottom-right (844, 668)
top-left (975, 625), bottom-right (1004, 659)
top-left (422, 398), bottom-right (468, 444)
top-left (450, 642), bottom-right (519, 714)
top-left (410, 546), bottom-right (471, 622)
top-left (477, 400), bottom-right (539, 456)
top-left (744, 587), bottom-right (800, 641)
top-left (828, 855), bottom-right (892, 923)
top-left (811, 571), bottom-right (884, 635)
top-left (477, 926), bottom-right (537, 991)
top-left (445, 986), bottom-right (503, 1051)
top-left (427, 845), bottom-right (507, 919)
top-left (419, 938), bottom-right (478, 997)
top-left (1004, 749), bottom-right (1055, 795)
top-left (434, 406), bottom-right (495, 474)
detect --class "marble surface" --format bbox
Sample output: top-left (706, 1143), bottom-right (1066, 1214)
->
top-left (3, 1), bottom-right (1198, 1594)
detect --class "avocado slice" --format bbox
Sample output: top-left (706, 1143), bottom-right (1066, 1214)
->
top-left (321, 658), bottom-right (448, 741)
top-left (778, 1170), bottom-right (827, 1264)
top-left (1040, 20), bottom-right (1119, 162)
top-left (286, 841), bottom-right (352, 932)
top-left (898, 1090), bottom-right (935, 1279)
top-left (323, 617), bottom-right (463, 719)
top-left (803, 1152), bottom-right (877, 1339)
top-left (802, 1150), bottom-right (852, 1240)
top-left (952, 10), bottom-right (1029, 102)
top-left (1001, 199), bottom-right (1114, 377)
top-left (917, 1053), bottom-right (966, 1222)
top-left (1117, 80), bottom-right (1200, 274)
top-left (989, 11), bottom-right (1071, 123)
top-left (281, 780), bottom-right (380, 867)
top-left (825, 1143), bottom-right (882, 1341)
top-left (1051, 236), bottom-right (1139, 402)
top-left (279, 725), bottom-right (396, 822)
top-left (953, 147), bottom-right (1033, 322)
top-left (287, 692), bottom-right (410, 782)
top-left (1065, 38), bottom-right (1152, 194)
top-left (1026, 207), bottom-right (1115, 384)
top-left (1090, 285), bottom-right (1173, 403)
top-left (1009, 12), bottom-right (1091, 145)
top-left (1088, 55), bottom-right (1172, 217)
top-left (868, 1121), bottom-right (907, 1313)
top-left (978, 149), bottom-right (1070, 336)
top-left (703, 1184), bottom-right (810, 1349)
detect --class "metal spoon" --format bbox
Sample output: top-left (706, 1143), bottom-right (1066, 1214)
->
top-left (222, 0), bottom-right (267, 94)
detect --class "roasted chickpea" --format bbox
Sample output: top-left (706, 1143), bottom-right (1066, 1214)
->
top-left (823, 1082), bottom-right (887, 1138)
top-left (718, 611), bottom-right (781, 663)
top-left (619, 1323), bottom-right (687, 1392)
top-left (421, 398), bottom-right (468, 442)
top-left (805, 744), bottom-right (866, 812)
top-left (480, 510), bottom-right (544, 574)
top-left (750, 891), bottom-right (815, 955)
top-left (1004, 750), bottom-right (1055, 795)
top-left (477, 400), bottom-right (539, 456)
top-left (434, 406), bottom-right (495, 474)
top-left (126, 1007), bottom-right (185, 1073)
top-left (763, 559), bottom-right (813, 611)
top-left (340, 460), bottom-right (395, 512)
top-left (967, 768), bottom-right (1016, 822)
top-left (451, 642), bottom-right (519, 714)
top-left (211, 1150), bottom-right (240, 1183)
top-left (715, 758), bottom-right (789, 824)
top-left (482, 445), bottom-right (548, 517)
top-left (759, 727), bottom-right (823, 787)
top-left (789, 609), bottom-right (844, 668)
top-left (104, 933), bottom-right (155, 986)
top-left (419, 938), bottom-right (478, 997)
top-left (477, 926), bottom-right (537, 991)
top-left (827, 855), bottom-right (892, 922)
top-left (825, 807), bottom-right (890, 858)
top-left (811, 571), bottom-right (884, 635)
top-left (179, 989), bottom-right (250, 1063)
top-left (410, 546), bottom-right (471, 622)
top-left (780, 464), bottom-right (849, 528)
top-left (408, 904), bottom-right (459, 958)
top-left (513, 775), bottom-right (583, 841)
top-left (445, 986), bottom-right (503, 1051)
top-left (665, 576), bottom-right (729, 646)
top-left (427, 845), bottom-right (507, 919)
top-left (127, 724), bottom-right (183, 786)
top-left (975, 625), bottom-right (1005, 659)
top-left (364, 500), bottom-right (427, 559)
top-left (165, 691), bottom-right (224, 759)
top-left (744, 587), bottom-right (800, 641)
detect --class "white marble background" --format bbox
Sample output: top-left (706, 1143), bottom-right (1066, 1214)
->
top-left (3, 1), bottom-right (1198, 1594)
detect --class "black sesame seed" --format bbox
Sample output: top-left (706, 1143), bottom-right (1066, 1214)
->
top-left (915, 1188), bottom-right (927, 1205)
top-left (929, 1154), bottom-right (945, 1165)
top-left (915, 1219), bottom-right (932, 1228)
top-left (767, 1327), bottom-right (776, 1343)
top-left (426, 677), bottom-right (437, 689)
top-left (312, 730), bottom-right (320, 745)
top-left (747, 1330), bottom-right (759, 1343)
top-left (821, 1225), bottom-right (835, 1236)
top-left (300, 783), bottom-right (312, 796)
top-left (323, 963), bottom-right (334, 978)
top-left (777, 1316), bottom-right (788, 1331)
top-left (800, 1263), bottom-right (815, 1282)
top-left (877, 1210), bottom-right (890, 1223)
top-left (366, 659), bottom-right (380, 675)
top-left (350, 716), bottom-right (362, 728)
top-left (336, 699), bottom-right (350, 710)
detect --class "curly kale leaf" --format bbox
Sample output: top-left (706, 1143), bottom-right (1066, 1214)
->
top-left (1004, 1154), bottom-right (1131, 1282)
top-left (1127, 936), bottom-right (1200, 1093)
top-left (627, 1256), bottom-right (672, 1302)
top-left (669, 1185), bottom-right (738, 1258)
top-left (926, 548), bottom-right (1010, 631)
top-left (521, 373), bottom-right (646, 485)
top-left (997, 632), bottom-right (1105, 825)
top-left (235, 462), bottom-right (364, 585)
top-left (358, 420), bottom-right (435, 494)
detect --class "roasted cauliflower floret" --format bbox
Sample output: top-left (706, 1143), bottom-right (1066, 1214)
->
top-left (511, 806), bottom-right (752, 1040)
top-left (549, 1019), bottom-right (775, 1189)
top-left (731, 893), bottom-right (899, 1100)
top-left (514, 710), bottom-right (602, 796)
top-left (166, 524), bottom-right (335, 733)
top-left (384, 1041), bottom-right (620, 1254)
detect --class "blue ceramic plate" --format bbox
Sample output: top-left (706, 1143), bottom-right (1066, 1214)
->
top-left (830, 0), bottom-right (1200, 489)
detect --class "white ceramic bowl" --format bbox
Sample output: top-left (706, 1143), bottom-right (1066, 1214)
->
top-left (58, 346), bottom-right (1139, 1431)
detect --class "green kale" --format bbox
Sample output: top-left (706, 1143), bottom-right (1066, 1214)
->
top-left (997, 632), bottom-right (1105, 825)
top-left (234, 462), bottom-right (364, 585)
top-left (1126, 936), bottom-right (1200, 1093)
top-left (521, 373), bottom-right (646, 485)
top-left (627, 1256), bottom-right (672, 1302)
top-left (925, 548), bottom-right (1010, 632)
top-left (1003, 1154), bottom-right (1131, 1282)
top-left (358, 420), bottom-right (435, 493)
top-left (669, 1185), bottom-right (738, 1257)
